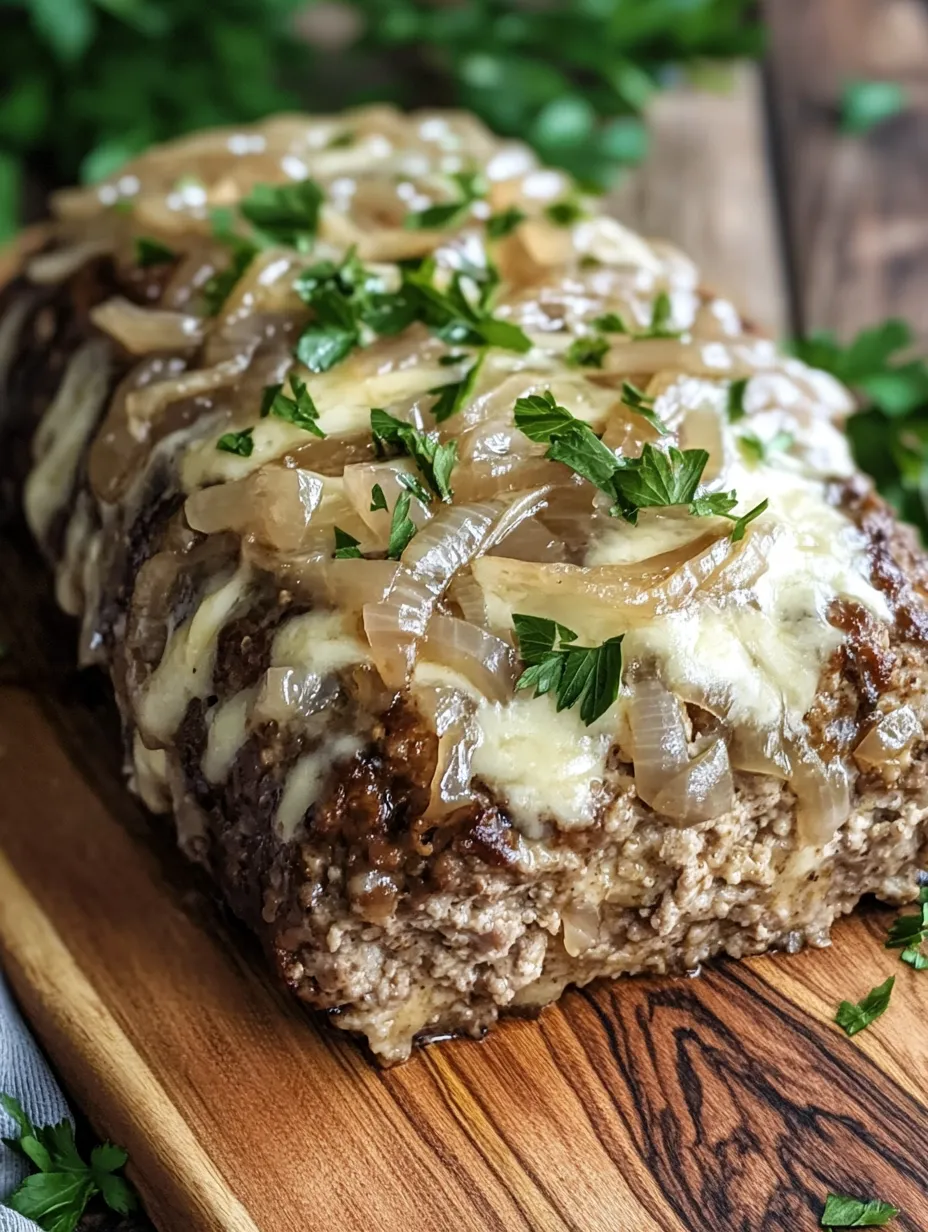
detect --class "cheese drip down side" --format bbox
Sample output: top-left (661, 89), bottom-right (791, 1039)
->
top-left (7, 103), bottom-right (905, 858)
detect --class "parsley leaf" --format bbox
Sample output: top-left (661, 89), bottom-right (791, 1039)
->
top-left (429, 351), bottom-right (485, 423)
top-left (514, 390), bottom-right (620, 492)
top-left (834, 975), bottom-right (894, 1036)
top-left (513, 613), bottom-right (623, 726)
top-left (396, 471), bottom-right (434, 506)
top-left (728, 376), bottom-right (749, 422)
top-left (738, 430), bottom-right (793, 463)
top-left (486, 206), bottom-right (527, 239)
top-left (370, 408), bottom-right (457, 501)
top-left (403, 258), bottom-right (531, 353)
top-left (404, 170), bottom-right (485, 231)
top-left (387, 491), bottom-right (417, 559)
top-left (901, 946), bottom-right (928, 970)
top-left (134, 236), bottom-right (175, 267)
top-left (216, 428), bottom-right (254, 456)
top-left (545, 199), bottom-right (584, 226)
top-left (0, 1092), bottom-right (137, 1232)
top-left (636, 289), bottom-right (681, 339)
top-left (333, 527), bottom-right (362, 559)
top-left (294, 285), bottom-right (361, 372)
top-left (239, 178), bottom-right (323, 249)
top-left (370, 484), bottom-right (388, 512)
top-left (592, 312), bottom-right (628, 334)
top-left (612, 442), bottom-right (707, 510)
top-left (566, 335), bottom-right (609, 368)
top-left (621, 380), bottom-right (669, 434)
top-left (202, 242), bottom-right (258, 316)
top-left (821, 1192), bottom-right (900, 1227)
top-left (885, 890), bottom-right (928, 949)
top-left (260, 377), bottom-right (325, 437)
top-left (727, 498), bottom-right (769, 542)
top-left (841, 80), bottom-right (906, 135)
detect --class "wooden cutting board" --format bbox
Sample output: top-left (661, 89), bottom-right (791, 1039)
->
top-left (3, 30), bottom-right (928, 1229)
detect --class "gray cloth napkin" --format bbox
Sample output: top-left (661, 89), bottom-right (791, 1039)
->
top-left (0, 975), bottom-right (69, 1232)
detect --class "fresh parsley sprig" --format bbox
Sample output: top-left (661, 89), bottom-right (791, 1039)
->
top-left (886, 886), bottom-right (928, 967)
top-left (238, 178), bottom-right (324, 250)
top-left (513, 614), bottom-right (623, 726)
top-left (216, 427), bottom-right (255, 456)
top-left (134, 236), bottom-right (176, 268)
top-left (402, 258), bottom-right (531, 353)
top-left (333, 528), bottom-right (363, 559)
top-left (0, 1093), bottom-right (137, 1232)
top-left (514, 390), bottom-right (765, 536)
top-left (388, 491), bottom-right (417, 558)
top-left (371, 408), bottom-right (457, 502)
top-left (429, 352), bottom-right (485, 423)
top-left (260, 377), bottom-right (325, 437)
top-left (404, 170), bottom-right (485, 231)
top-left (834, 975), bottom-right (894, 1037)
top-left (566, 335), bottom-right (610, 369)
top-left (821, 1192), bottom-right (899, 1227)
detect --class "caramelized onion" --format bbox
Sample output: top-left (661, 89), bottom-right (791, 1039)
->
top-left (423, 615), bottom-right (518, 703)
top-left (853, 705), bottom-right (921, 770)
top-left (253, 667), bottom-right (338, 725)
top-left (185, 466), bottom-right (324, 552)
top-left (561, 905), bottom-right (601, 957)
top-left (651, 736), bottom-right (734, 824)
top-left (791, 747), bottom-right (851, 846)
top-left (342, 458), bottom-right (433, 545)
top-left (91, 297), bottom-right (205, 354)
top-left (125, 353), bottom-right (250, 429)
top-left (627, 677), bottom-right (689, 809)
top-left (363, 499), bottom-right (501, 688)
top-left (414, 686), bottom-right (479, 820)
top-left (27, 239), bottom-right (111, 284)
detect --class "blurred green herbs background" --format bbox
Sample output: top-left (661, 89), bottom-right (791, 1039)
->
top-left (0, 0), bottom-right (762, 240)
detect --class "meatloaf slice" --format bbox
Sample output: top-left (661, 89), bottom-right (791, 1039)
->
top-left (3, 107), bottom-right (928, 1063)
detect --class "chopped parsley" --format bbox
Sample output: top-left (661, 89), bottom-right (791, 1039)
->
top-left (387, 491), bottom-right (417, 558)
top-left (370, 408), bottom-right (457, 502)
top-left (591, 312), bottom-right (628, 334)
top-left (738, 429), bottom-right (793, 464)
top-left (294, 284), bottom-right (362, 372)
top-left (621, 381), bottom-right (669, 434)
top-left (886, 886), bottom-right (928, 966)
top-left (544, 198), bottom-right (585, 227)
top-left (396, 471), bottom-right (434, 506)
top-left (333, 527), bottom-right (362, 559)
top-left (404, 170), bottom-right (485, 231)
top-left (134, 236), bottom-right (176, 267)
top-left (402, 257), bottom-right (531, 352)
top-left (259, 377), bottom-right (325, 437)
top-left (370, 483), bottom-right (388, 512)
top-left (202, 242), bottom-right (258, 316)
top-left (512, 614), bottom-right (623, 726)
top-left (216, 427), bottom-right (254, 456)
top-left (238, 178), bottom-right (324, 249)
top-left (0, 1092), bottom-right (137, 1230)
top-left (728, 376), bottom-right (749, 422)
top-left (566, 335), bottom-right (609, 368)
top-left (834, 975), bottom-right (894, 1037)
top-left (821, 1192), bottom-right (899, 1227)
top-left (429, 351), bottom-right (485, 423)
top-left (514, 390), bottom-right (765, 535)
top-left (486, 206), bottom-right (527, 239)
top-left (636, 289), bottom-right (681, 339)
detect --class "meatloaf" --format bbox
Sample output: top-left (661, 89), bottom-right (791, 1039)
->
top-left (2, 107), bottom-right (927, 1063)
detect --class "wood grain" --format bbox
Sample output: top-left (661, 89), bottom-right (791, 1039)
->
top-left (2, 36), bottom-right (928, 1232)
top-left (765, 0), bottom-right (928, 343)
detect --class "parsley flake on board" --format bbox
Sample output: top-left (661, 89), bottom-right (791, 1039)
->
top-left (565, 334), bottom-right (609, 368)
top-left (621, 380), bottom-right (669, 434)
top-left (429, 352), bottom-right (485, 423)
top-left (134, 236), bottom-right (175, 267)
top-left (369, 483), bottom-right (388, 512)
top-left (333, 527), bottom-right (362, 559)
top-left (404, 170), bottom-right (486, 231)
top-left (216, 427), bottom-right (254, 456)
top-left (512, 614), bottom-right (623, 726)
top-left (820, 1192), bottom-right (900, 1227)
top-left (387, 491), bottom-right (417, 559)
top-left (885, 887), bottom-right (928, 967)
top-left (370, 408), bottom-right (457, 502)
top-left (260, 377), bottom-right (325, 437)
top-left (834, 975), bottom-right (894, 1037)
top-left (486, 206), bottom-right (527, 239)
top-left (0, 1092), bottom-right (137, 1232)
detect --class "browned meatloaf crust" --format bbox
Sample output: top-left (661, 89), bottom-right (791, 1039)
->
top-left (3, 109), bottom-right (928, 1063)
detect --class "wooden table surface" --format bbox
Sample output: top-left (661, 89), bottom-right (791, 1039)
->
top-left (1, 2), bottom-right (928, 1229)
